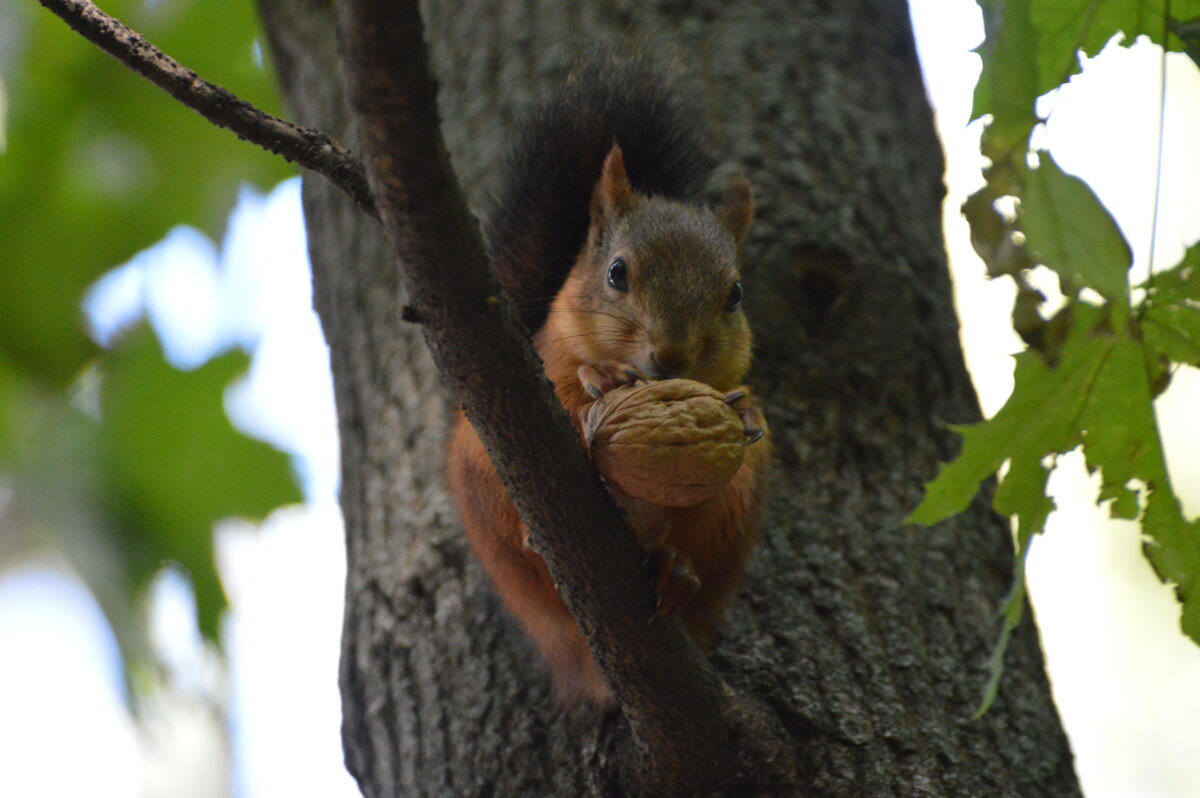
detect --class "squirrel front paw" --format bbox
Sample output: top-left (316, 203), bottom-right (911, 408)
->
top-left (724, 386), bottom-right (766, 444)
top-left (646, 544), bottom-right (701, 619)
top-left (577, 360), bottom-right (646, 400)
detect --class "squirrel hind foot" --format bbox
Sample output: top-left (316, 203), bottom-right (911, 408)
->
top-left (553, 668), bottom-right (613, 709)
top-left (545, 643), bottom-right (613, 708)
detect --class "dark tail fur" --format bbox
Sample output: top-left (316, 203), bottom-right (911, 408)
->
top-left (483, 54), bottom-right (714, 333)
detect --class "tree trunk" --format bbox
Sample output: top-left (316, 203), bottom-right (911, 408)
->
top-left (256, 0), bottom-right (1080, 795)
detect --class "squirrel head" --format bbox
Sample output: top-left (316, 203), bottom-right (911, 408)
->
top-left (550, 144), bottom-right (754, 391)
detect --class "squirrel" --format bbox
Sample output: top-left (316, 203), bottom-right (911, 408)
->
top-left (447, 57), bottom-right (770, 705)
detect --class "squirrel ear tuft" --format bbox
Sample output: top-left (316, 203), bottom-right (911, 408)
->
top-left (717, 177), bottom-right (754, 246)
top-left (592, 144), bottom-right (635, 226)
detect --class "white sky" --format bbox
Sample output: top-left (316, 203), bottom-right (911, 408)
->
top-left (2, 2), bottom-right (1200, 796)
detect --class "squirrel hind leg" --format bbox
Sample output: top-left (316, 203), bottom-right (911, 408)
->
top-left (516, 600), bottom-right (612, 708)
top-left (550, 644), bottom-right (612, 709)
top-left (474, 528), bottom-right (612, 707)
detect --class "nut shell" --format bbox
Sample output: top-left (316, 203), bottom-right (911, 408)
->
top-left (583, 379), bottom-right (748, 507)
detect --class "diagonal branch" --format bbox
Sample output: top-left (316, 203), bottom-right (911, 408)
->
top-left (36, 0), bottom-right (377, 219)
top-left (334, 0), bottom-right (795, 794)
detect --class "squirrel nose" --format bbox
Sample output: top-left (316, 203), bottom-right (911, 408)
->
top-left (648, 349), bottom-right (689, 380)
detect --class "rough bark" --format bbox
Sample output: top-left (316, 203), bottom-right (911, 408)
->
top-left (257, 0), bottom-right (1081, 795)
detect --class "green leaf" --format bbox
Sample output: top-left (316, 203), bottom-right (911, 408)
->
top-left (915, 288), bottom-right (1200, 701)
top-left (974, 532), bottom-right (1033, 717)
top-left (100, 327), bottom-right (301, 641)
top-left (908, 306), bottom-right (1110, 712)
top-left (1078, 334), bottom-right (1158, 503)
top-left (0, 353), bottom-right (22, 462)
top-left (1142, 488), bottom-right (1200, 642)
top-left (1018, 152), bottom-right (1133, 314)
top-left (962, 186), bottom-right (1035, 279)
top-left (1090, 1), bottom-right (1200, 55)
top-left (1142, 310), bottom-right (1200, 366)
top-left (1171, 16), bottom-right (1200, 67)
top-left (1141, 243), bottom-right (1200, 366)
top-left (959, 0), bottom-right (1200, 710)
top-left (908, 305), bottom-right (1112, 527)
top-left (0, 0), bottom-right (294, 385)
top-left (973, 0), bottom-right (1200, 175)
top-left (0, 0), bottom-right (307, 685)
top-left (994, 455), bottom-right (1056, 545)
top-left (975, 453), bottom-right (1053, 715)
top-left (1110, 486), bottom-right (1141, 520)
top-left (0, 355), bottom-right (152, 667)
top-left (974, 0), bottom-right (1041, 159)
top-left (1028, 0), bottom-right (1175, 72)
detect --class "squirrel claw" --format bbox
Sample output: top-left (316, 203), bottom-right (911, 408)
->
top-left (647, 544), bottom-right (700, 620)
top-left (578, 360), bottom-right (643, 400)
top-left (724, 385), bottom-right (757, 411)
top-left (738, 403), bottom-right (767, 445)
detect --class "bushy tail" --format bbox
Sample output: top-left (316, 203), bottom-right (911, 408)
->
top-left (483, 54), bottom-right (714, 333)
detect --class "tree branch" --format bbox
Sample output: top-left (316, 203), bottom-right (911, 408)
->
top-left (36, 0), bottom-right (377, 219)
top-left (334, 0), bottom-right (795, 793)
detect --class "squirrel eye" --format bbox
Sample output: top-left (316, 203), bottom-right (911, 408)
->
top-left (725, 280), bottom-right (744, 312)
top-left (607, 258), bottom-right (629, 293)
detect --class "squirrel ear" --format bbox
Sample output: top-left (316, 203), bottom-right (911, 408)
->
top-left (717, 177), bottom-right (754, 246)
top-left (592, 144), bottom-right (635, 225)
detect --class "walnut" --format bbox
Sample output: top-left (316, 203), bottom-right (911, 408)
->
top-left (582, 379), bottom-right (755, 507)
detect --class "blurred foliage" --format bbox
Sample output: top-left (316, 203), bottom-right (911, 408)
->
top-left (1, 0), bottom-right (291, 383)
top-left (101, 328), bottom-right (298, 642)
top-left (912, 0), bottom-right (1200, 712)
top-left (0, 0), bottom-right (299, 673)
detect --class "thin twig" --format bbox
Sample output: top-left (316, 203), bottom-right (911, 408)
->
top-left (36, 0), bottom-right (377, 219)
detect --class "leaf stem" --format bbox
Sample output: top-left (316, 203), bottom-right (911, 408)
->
top-left (1147, 0), bottom-right (1171, 287)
